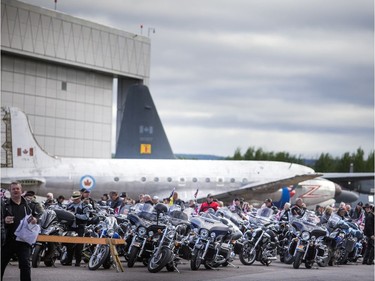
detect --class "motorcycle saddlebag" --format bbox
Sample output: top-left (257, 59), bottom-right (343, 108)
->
top-left (233, 241), bottom-right (243, 255)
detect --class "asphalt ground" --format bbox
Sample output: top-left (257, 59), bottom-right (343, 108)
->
top-left (3, 258), bottom-right (374, 281)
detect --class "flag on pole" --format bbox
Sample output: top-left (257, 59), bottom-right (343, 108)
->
top-left (168, 187), bottom-right (175, 199)
top-left (194, 188), bottom-right (199, 198)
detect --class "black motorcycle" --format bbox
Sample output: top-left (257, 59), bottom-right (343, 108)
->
top-left (127, 203), bottom-right (166, 268)
top-left (288, 211), bottom-right (329, 269)
top-left (32, 208), bottom-right (75, 268)
top-left (146, 204), bottom-right (192, 273)
top-left (189, 210), bottom-right (241, 270)
top-left (239, 208), bottom-right (278, 266)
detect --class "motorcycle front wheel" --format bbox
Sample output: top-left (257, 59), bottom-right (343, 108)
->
top-left (190, 248), bottom-right (204, 271)
top-left (239, 241), bottom-right (256, 265)
top-left (31, 244), bottom-right (44, 268)
top-left (293, 251), bottom-right (303, 269)
top-left (127, 246), bottom-right (140, 268)
top-left (147, 247), bottom-right (172, 273)
top-left (43, 243), bottom-right (57, 267)
top-left (88, 245), bottom-right (110, 270)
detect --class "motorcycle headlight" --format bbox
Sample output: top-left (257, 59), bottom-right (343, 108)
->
top-left (301, 231), bottom-right (310, 241)
top-left (107, 229), bottom-right (115, 237)
top-left (200, 228), bottom-right (209, 238)
top-left (138, 226), bottom-right (147, 236)
top-left (148, 231), bottom-right (154, 237)
top-left (210, 232), bottom-right (216, 239)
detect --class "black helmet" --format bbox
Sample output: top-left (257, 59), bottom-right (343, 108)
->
top-left (154, 203), bottom-right (168, 214)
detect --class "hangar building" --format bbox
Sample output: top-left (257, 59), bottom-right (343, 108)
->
top-left (1, 0), bottom-right (151, 161)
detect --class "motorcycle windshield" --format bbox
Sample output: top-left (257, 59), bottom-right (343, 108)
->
top-left (301, 211), bottom-right (320, 225)
top-left (216, 207), bottom-right (243, 227)
top-left (138, 203), bottom-right (157, 221)
top-left (256, 208), bottom-right (273, 220)
top-left (169, 204), bottom-right (188, 221)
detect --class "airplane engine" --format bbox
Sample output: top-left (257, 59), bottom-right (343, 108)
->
top-left (292, 178), bottom-right (337, 207)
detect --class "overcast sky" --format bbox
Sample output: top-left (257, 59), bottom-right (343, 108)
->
top-left (22, 0), bottom-right (374, 159)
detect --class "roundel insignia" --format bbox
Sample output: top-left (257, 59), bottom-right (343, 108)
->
top-left (80, 175), bottom-right (96, 191)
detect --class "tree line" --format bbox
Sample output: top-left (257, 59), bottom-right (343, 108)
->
top-left (226, 147), bottom-right (374, 173)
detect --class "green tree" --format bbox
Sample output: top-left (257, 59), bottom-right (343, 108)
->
top-left (336, 152), bottom-right (352, 172)
top-left (352, 147), bottom-right (365, 172)
top-left (365, 151), bottom-right (374, 172)
top-left (314, 153), bottom-right (336, 172)
top-left (243, 147), bottom-right (255, 160)
top-left (232, 147), bottom-right (243, 160)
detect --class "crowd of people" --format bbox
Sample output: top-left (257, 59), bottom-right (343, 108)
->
top-left (1, 182), bottom-right (374, 280)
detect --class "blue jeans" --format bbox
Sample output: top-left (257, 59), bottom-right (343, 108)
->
top-left (1, 239), bottom-right (32, 281)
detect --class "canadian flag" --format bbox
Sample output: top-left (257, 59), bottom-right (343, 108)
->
top-left (17, 147), bottom-right (34, 157)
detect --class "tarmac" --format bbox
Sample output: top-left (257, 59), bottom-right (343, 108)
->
top-left (3, 258), bottom-right (374, 281)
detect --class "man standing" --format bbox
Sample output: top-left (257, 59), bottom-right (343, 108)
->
top-left (1, 182), bottom-right (38, 281)
top-left (62, 191), bottom-right (91, 266)
top-left (363, 203), bottom-right (374, 265)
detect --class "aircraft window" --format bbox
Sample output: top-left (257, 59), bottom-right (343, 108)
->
top-left (205, 178), bottom-right (210, 183)
top-left (217, 178), bottom-right (223, 183)
top-left (141, 177), bottom-right (147, 182)
top-left (114, 177), bottom-right (119, 182)
top-left (167, 177), bottom-right (172, 182)
top-left (154, 177), bottom-right (159, 182)
top-left (61, 81), bottom-right (67, 91)
top-left (242, 178), bottom-right (248, 184)
top-left (179, 178), bottom-right (185, 182)
top-left (192, 178), bottom-right (198, 183)
top-left (230, 178), bottom-right (235, 183)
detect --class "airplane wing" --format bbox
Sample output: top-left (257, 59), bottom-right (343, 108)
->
top-left (322, 172), bottom-right (374, 194)
top-left (205, 173), bottom-right (321, 203)
top-left (322, 173), bottom-right (374, 182)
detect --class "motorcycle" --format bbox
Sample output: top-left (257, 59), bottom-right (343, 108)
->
top-left (239, 208), bottom-right (278, 266)
top-left (147, 204), bottom-right (191, 273)
top-left (288, 211), bottom-right (329, 269)
top-left (31, 208), bottom-right (75, 268)
top-left (189, 209), bottom-right (241, 270)
top-left (327, 214), bottom-right (363, 265)
top-left (276, 220), bottom-right (296, 264)
top-left (126, 203), bottom-right (166, 268)
top-left (88, 213), bottom-right (122, 270)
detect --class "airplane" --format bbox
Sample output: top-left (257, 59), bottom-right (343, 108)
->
top-left (0, 85), bottom-right (361, 208)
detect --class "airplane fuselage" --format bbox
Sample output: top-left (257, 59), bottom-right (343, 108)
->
top-left (2, 158), bottom-right (314, 203)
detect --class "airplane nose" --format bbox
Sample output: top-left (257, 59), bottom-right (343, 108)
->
top-left (334, 183), bottom-right (359, 203)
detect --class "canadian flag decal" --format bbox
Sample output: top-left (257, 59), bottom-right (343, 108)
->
top-left (17, 148), bottom-right (34, 156)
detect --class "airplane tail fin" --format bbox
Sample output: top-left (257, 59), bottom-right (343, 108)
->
top-left (115, 84), bottom-right (175, 159)
top-left (1, 107), bottom-right (55, 169)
